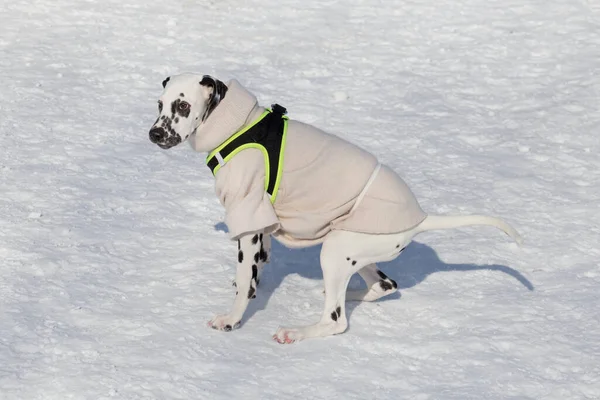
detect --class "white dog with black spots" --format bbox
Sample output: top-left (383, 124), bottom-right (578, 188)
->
top-left (148, 73), bottom-right (522, 344)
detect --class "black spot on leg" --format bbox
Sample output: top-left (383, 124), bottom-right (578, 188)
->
top-left (330, 306), bottom-right (342, 322)
top-left (238, 250), bottom-right (243, 263)
top-left (174, 117), bottom-right (179, 123)
top-left (238, 240), bottom-right (240, 250)
top-left (254, 252), bottom-right (260, 263)
top-left (251, 234), bottom-right (259, 245)
top-left (346, 257), bottom-right (350, 261)
top-left (352, 260), bottom-right (357, 266)
top-left (248, 286), bottom-right (256, 299)
top-left (376, 269), bottom-right (397, 291)
top-left (380, 280), bottom-right (394, 291)
top-left (180, 93), bottom-right (184, 97)
top-left (224, 324), bottom-right (232, 332)
top-left (259, 248), bottom-right (268, 262)
top-left (251, 264), bottom-right (258, 280)
top-left (259, 233), bottom-right (263, 241)
top-left (377, 270), bottom-right (389, 280)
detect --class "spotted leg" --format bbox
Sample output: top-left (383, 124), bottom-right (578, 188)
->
top-left (209, 232), bottom-right (268, 331)
top-left (232, 233), bottom-right (271, 288)
top-left (273, 229), bottom-right (414, 343)
top-left (257, 233), bottom-right (271, 285)
top-left (346, 263), bottom-right (400, 302)
top-left (273, 231), bottom-right (363, 343)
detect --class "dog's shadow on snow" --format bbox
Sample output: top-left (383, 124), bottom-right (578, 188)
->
top-left (214, 223), bottom-right (533, 324)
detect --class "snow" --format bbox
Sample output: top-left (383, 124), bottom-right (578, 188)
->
top-left (1, 0), bottom-right (599, 398)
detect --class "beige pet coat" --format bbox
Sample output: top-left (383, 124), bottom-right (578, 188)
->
top-left (189, 80), bottom-right (427, 247)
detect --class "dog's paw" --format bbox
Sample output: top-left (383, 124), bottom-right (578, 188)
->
top-left (272, 327), bottom-right (303, 344)
top-left (208, 315), bottom-right (241, 332)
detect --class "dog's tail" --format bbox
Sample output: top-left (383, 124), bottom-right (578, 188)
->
top-left (415, 215), bottom-right (523, 246)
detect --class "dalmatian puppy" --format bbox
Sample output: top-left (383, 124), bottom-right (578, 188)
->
top-left (148, 73), bottom-right (522, 344)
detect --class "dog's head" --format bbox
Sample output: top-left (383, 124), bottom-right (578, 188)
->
top-left (148, 73), bottom-right (227, 149)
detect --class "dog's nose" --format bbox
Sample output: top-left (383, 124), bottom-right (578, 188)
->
top-left (149, 127), bottom-right (166, 143)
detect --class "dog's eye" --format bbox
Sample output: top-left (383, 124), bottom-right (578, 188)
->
top-left (178, 101), bottom-right (190, 111)
top-left (158, 101), bottom-right (163, 112)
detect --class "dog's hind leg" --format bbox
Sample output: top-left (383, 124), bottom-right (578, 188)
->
top-left (346, 263), bottom-right (400, 302)
top-left (273, 232), bottom-right (356, 343)
top-left (273, 229), bottom-right (416, 343)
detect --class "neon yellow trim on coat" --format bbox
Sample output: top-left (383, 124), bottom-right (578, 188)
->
top-left (206, 110), bottom-right (270, 162)
top-left (206, 110), bottom-right (288, 204)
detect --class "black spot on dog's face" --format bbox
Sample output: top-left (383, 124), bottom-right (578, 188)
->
top-left (170, 98), bottom-right (191, 118)
top-left (199, 75), bottom-right (228, 122)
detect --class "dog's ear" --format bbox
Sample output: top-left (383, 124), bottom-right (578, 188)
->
top-left (200, 75), bottom-right (228, 122)
top-left (162, 77), bottom-right (170, 88)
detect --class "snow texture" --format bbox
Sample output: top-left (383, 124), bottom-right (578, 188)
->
top-left (1, 0), bottom-right (599, 399)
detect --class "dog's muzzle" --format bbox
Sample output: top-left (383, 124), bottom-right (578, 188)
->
top-left (149, 127), bottom-right (181, 149)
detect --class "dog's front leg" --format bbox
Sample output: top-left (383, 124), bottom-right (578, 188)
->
top-left (208, 232), bottom-right (265, 331)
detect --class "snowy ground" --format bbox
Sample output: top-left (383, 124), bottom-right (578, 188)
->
top-left (1, 0), bottom-right (599, 398)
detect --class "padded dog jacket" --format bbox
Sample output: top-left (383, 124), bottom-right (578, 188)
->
top-left (189, 79), bottom-right (427, 247)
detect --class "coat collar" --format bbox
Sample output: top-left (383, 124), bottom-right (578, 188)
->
top-left (188, 79), bottom-right (265, 153)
